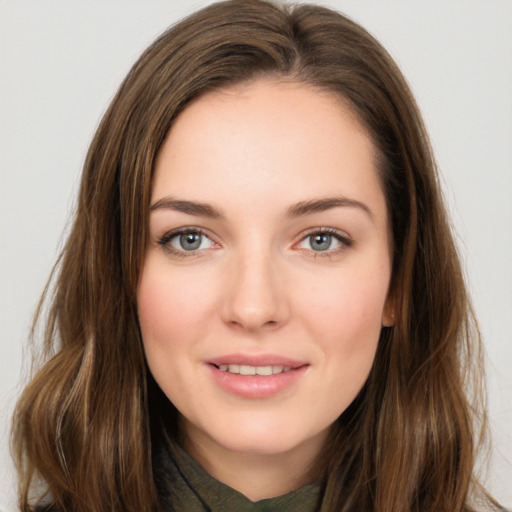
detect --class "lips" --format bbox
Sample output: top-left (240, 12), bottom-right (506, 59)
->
top-left (206, 354), bottom-right (308, 399)
top-left (207, 354), bottom-right (306, 369)
top-left (217, 364), bottom-right (293, 376)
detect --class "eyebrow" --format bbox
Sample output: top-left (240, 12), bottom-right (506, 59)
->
top-left (286, 196), bottom-right (374, 221)
top-left (149, 195), bottom-right (374, 221)
top-left (150, 197), bottom-right (224, 218)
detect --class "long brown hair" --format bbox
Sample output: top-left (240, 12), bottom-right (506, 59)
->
top-left (12, 1), bottom-right (501, 510)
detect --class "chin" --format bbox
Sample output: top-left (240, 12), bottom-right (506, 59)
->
top-left (190, 412), bottom-right (329, 459)
top-left (219, 434), bottom-right (298, 456)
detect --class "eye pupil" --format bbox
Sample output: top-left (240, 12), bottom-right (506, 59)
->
top-left (310, 233), bottom-right (331, 251)
top-left (180, 232), bottom-right (202, 250)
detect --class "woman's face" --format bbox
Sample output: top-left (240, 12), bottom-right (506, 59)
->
top-left (138, 80), bottom-right (393, 465)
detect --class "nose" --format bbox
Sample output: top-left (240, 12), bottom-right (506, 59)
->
top-left (221, 248), bottom-right (290, 332)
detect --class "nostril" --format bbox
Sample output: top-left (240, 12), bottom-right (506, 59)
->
top-left (221, 268), bottom-right (291, 331)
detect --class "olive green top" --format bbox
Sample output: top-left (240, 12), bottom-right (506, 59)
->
top-left (153, 432), bottom-right (323, 512)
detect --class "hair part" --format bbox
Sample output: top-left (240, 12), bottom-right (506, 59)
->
top-left (12, 1), bottom-right (499, 510)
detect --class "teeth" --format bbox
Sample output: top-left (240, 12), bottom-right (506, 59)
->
top-left (256, 366), bottom-right (273, 376)
top-left (217, 364), bottom-right (292, 375)
top-left (240, 365), bottom-right (256, 375)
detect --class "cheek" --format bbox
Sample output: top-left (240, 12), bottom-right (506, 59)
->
top-left (302, 271), bottom-right (388, 416)
top-left (306, 267), bottom-right (389, 336)
top-left (299, 260), bottom-right (390, 385)
top-left (137, 258), bottom-right (216, 350)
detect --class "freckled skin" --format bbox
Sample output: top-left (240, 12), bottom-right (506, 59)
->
top-left (137, 80), bottom-right (394, 498)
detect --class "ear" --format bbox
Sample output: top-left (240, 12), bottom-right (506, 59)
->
top-left (382, 292), bottom-right (395, 327)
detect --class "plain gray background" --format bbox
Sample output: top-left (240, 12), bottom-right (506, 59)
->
top-left (1, 1), bottom-right (511, 510)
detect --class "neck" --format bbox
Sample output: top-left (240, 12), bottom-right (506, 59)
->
top-left (180, 422), bottom-right (325, 502)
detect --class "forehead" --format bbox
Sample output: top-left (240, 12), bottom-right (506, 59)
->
top-left (152, 80), bottom-right (385, 221)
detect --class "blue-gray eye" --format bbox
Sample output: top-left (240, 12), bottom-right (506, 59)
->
top-left (297, 231), bottom-right (348, 252)
top-left (169, 231), bottom-right (214, 252)
top-left (180, 232), bottom-right (202, 250)
top-left (309, 233), bottom-right (333, 251)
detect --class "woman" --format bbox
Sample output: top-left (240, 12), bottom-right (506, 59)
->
top-left (11, 1), bottom-right (504, 510)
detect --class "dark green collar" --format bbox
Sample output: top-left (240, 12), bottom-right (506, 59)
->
top-left (153, 431), bottom-right (323, 512)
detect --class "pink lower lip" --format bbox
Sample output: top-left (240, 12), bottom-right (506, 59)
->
top-left (207, 364), bottom-right (308, 399)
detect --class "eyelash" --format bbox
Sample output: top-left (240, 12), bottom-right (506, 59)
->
top-left (156, 227), bottom-right (353, 259)
top-left (157, 227), bottom-right (215, 259)
top-left (297, 227), bottom-right (353, 259)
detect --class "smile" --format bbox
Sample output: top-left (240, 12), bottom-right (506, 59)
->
top-left (216, 364), bottom-right (292, 376)
top-left (207, 356), bottom-right (308, 399)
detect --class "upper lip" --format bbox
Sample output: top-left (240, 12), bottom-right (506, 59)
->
top-left (207, 354), bottom-right (307, 368)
